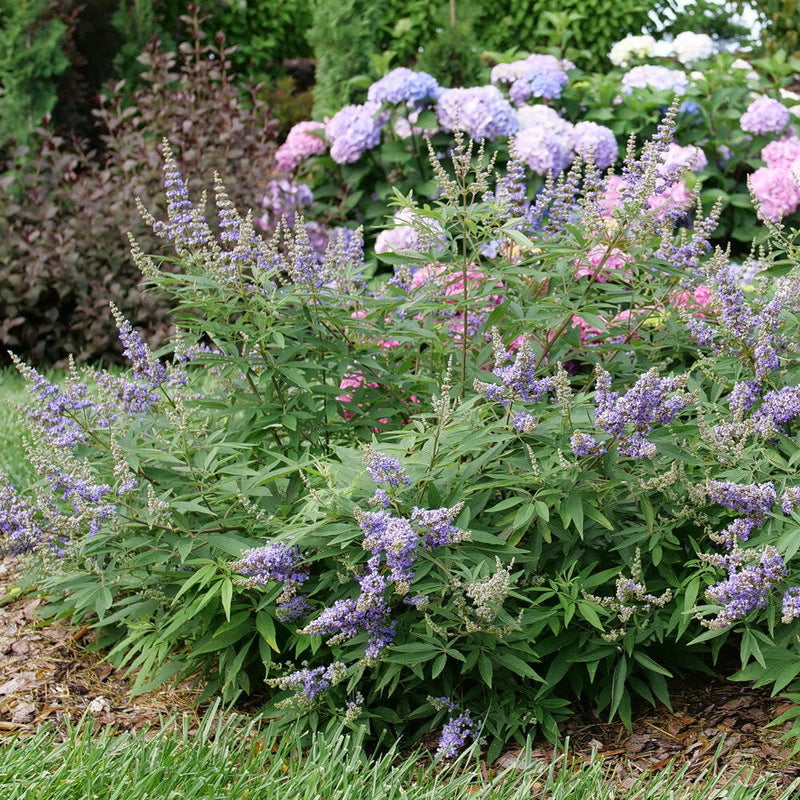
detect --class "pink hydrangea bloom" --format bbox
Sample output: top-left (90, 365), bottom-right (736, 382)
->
top-left (570, 315), bottom-right (604, 344)
top-left (749, 167), bottom-right (800, 222)
top-left (761, 136), bottom-right (800, 171)
top-left (647, 179), bottom-right (694, 219)
top-left (347, 310), bottom-right (399, 350)
top-left (670, 284), bottom-right (713, 315)
top-left (574, 245), bottom-right (632, 282)
top-left (336, 370), bottom-right (378, 401)
top-left (336, 371), bottom-right (387, 424)
top-left (598, 172), bottom-right (692, 219)
top-left (275, 121), bottom-right (327, 171)
top-left (374, 209), bottom-right (447, 255)
top-left (598, 174), bottom-right (626, 216)
top-left (659, 142), bottom-right (708, 178)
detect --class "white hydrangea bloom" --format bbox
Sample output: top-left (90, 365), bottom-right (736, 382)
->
top-left (608, 35), bottom-right (656, 67)
top-left (671, 32), bottom-right (714, 66)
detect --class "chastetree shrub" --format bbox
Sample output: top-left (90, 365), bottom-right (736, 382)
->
top-left (6, 110), bottom-right (800, 759)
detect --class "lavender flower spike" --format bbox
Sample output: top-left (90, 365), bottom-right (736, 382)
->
top-left (436, 707), bottom-right (477, 758)
top-left (593, 367), bottom-right (692, 459)
top-left (705, 545), bottom-right (786, 628)
top-left (0, 479), bottom-right (49, 553)
top-left (270, 662), bottom-right (347, 704)
top-left (363, 446), bottom-right (411, 487)
top-left (12, 356), bottom-right (92, 449)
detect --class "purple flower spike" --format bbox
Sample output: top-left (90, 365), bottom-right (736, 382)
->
top-left (363, 447), bottom-right (411, 487)
top-left (436, 707), bottom-right (477, 758)
top-left (705, 546), bottom-right (786, 627)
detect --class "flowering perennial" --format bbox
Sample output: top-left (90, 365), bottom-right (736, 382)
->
top-left (436, 86), bottom-right (517, 141)
top-left (572, 368), bottom-right (691, 459)
top-left (275, 121), bottom-right (327, 171)
top-left (740, 97), bottom-right (790, 135)
top-left (490, 53), bottom-right (572, 104)
top-left (325, 102), bottom-right (387, 164)
top-left (608, 34), bottom-right (657, 66)
top-left (621, 65), bottom-right (688, 95)
top-left (571, 121), bottom-right (619, 170)
top-left (368, 67), bottom-right (440, 106)
top-left (432, 698), bottom-right (477, 758)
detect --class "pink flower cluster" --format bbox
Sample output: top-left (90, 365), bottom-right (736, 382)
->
top-left (569, 282), bottom-right (712, 346)
top-left (574, 245), bottom-right (632, 282)
top-left (275, 121), bottom-right (327, 171)
top-left (748, 136), bottom-right (800, 222)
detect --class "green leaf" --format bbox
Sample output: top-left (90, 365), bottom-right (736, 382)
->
top-left (610, 655), bottom-right (629, 721)
top-left (512, 502), bottom-right (536, 531)
top-left (256, 611), bottom-right (279, 652)
top-left (478, 652), bottom-right (494, 688)
top-left (492, 649), bottom-right (541, 680)
top-left (633, 651), bottom-right (673, 677)
top-left (220, 579), bottom-right (233, 622)
top-left (431, 653), bottom-right (447, 679)
top-left (561, 493), bottom-right (584, 535)
top-left (171, 562), bottom-right (219, 604)
top-left (771, 662), bottom-right (800, 695)
top-left (485, 497), bottom-right (523, 513)
top-left (576, 600), bottom-right (605, 631)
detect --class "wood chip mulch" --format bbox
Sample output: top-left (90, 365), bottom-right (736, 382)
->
top-left (493, 683), bottom-right (800, 795)
top-left (0, 554), bottom-right (202, 738)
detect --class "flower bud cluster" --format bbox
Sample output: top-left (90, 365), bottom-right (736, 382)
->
top-left (465, 558), bottom-right (515, 623)
top-left (363, 446), bottom-right (411, 487)
top-left (781, 586), bottom-right (800, 623)
top-left (430, 697), bottom-right (477, 759)
top-left (584, 549), bottom-right (672, 641)
top-left (0, 480), bottom-right (50, 553)
top-left (233, 541), bottom-right (310, 621)
top-left (474, 335), bottom-right (553, 410)
top-left (269, 661), bottom-right (347, 704)
top-left (704, 479), bottom-right (777, 547)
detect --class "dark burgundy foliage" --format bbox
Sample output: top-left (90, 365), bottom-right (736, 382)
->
top-left (0, 7), bottom-right (280, 367)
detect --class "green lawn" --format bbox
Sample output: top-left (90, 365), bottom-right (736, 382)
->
top-left (0, 366), bottom-right (35, 489)
top-left (0, 707), bottom-right (792, 800)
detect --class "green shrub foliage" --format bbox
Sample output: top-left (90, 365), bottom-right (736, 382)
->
top-left (0, 9), bottom-right (280, 367)
top-left (0, 0), bottom-right (70, 150)
top-left (206, 0), bottom-right (313, 78)
top-left (752, 0), bottom-right (800, 58)
top-left (308, 0), bottom-right (383, 118)
top-left (8, 108), bottom-right (800, 758)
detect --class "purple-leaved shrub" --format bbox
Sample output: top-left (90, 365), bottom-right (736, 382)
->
top-left (0, 7), bottom-right (283, 367)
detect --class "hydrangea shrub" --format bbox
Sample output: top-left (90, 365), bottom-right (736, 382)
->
top-left (275, 41), bottom-right (800, 259)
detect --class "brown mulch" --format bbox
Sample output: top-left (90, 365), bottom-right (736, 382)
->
top-left (491, 683), bottom-right (800, 795)
top-left (2, 551), bottom-right (800, 794)
top-left (0, 554), bottom-right (202, 738)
